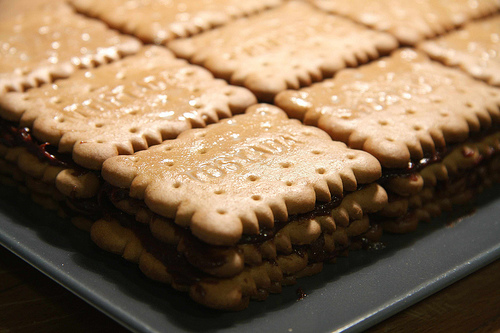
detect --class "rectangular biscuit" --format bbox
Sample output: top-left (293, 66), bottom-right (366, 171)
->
top-left (0, 46), bottom-right (256, 170)
top-left (309, 0), bottom-right (500, 45)
top-left (276, 48), bottom-right (500, 232)
top-left (96, 104), bottom-right (388, 309)
top-left (168, 1), bottom-right (398, 102)
top-left (0, 2), bottom-right (142, 94)
top-left (419, 15), bottom-right (500, 87)
top-left (102, 104), bottom-right (384, 244)
top-left (276, 49), bottom-right (500, 168)
top-left (69, 0), bottom-right (284, 44)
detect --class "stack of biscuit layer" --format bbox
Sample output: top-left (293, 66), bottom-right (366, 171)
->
top-left (1, 0), bottom-right (500, 310)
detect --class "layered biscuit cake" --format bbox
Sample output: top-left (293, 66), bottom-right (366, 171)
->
top-left (1, 0), bottom-right (499, 310)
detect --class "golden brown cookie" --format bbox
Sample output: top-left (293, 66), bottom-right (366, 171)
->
top-left (168, 1), bottom-right (398, 101)
top-left (0, 46), bottom-right (257, 170)
top-left (102, 104), bottom-right (383, 246)
top-left (70, 0), bottom-right (283, 44)
top-left (310, 0), bottom-right (500, 45)
top-left (0, 2), bottom-right (141, 94)
top-left (419, 15), bottom-right (500, 87)
top-left (276, 49), bottom-right (500, 168)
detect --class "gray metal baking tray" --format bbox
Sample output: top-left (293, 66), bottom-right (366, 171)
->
top-left (0, 184), bottom-right (499, 333)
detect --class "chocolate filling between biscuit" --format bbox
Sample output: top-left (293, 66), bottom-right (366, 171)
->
top-left (378, 150), bottom-right (500, 233)
top-left (378, 126), bottom-right (500, 183)
top-left (0, 118), bottom-right (92, 175)
top-left (104, 183), bottom-right (345, 244)
top-left (2, 118), bottom-right (498, 292)
top-left (0, 121), bottom-right (375, 277)
top-left (99, 183), bottom-right (371, 284)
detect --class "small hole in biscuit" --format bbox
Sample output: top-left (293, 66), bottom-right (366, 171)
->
top-left (166, 161), bottom-right (174, 166)
top-left (465, 102), bottom-right (474, 108)
top-left (248, 175), bottom-right (259, 182)
top-left (280, 162), bottom-right (291, 168)
top-left (285, 181), bottom-right (293, 186)
top-left (97, 140), bottom-right (104, 143)
top-left (129, 110), bottom-right (138, 115)
top-left (199, 148), bottom-right (207, 154)
top-left (217, 209), bottom-right (226, 215)
top-left (214, 189), bottom-right (224, 195)
top-left (406, 108), bottom-right (416, 114)
top-left (378, 120), bottom-right (388, 126)
top-left (386, 137), bottom-right (394, 142)
top-left (413, 125), bottom-right (422, 131)
top-left (164, 146), bottom-right (172, 151)
top-left (173, 182), bottom-right (181, 188)
top-left (347, 153), bottom-right (356, 160)
top-left (58, 118), bottom-right (65, 123)
top-left (129, 127), bottom-right (138, 133)
top-left (251, 195), bottom-right (261, 201)
top-left (224, 90), bottom-right (233, 96)
top-left (312, 150), bottom-right (322, 155)
top-left (440, 112), bottom-right (449, 117)
top-left (316, 168), bottom-right (326, 174)
top-left (95, 123), bottom-right (103, 128)
top-left (303, 131), bottom-right (313, 136)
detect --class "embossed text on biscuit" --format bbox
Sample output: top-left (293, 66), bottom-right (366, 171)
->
top-left (185, 134), bottom-right (301, 182)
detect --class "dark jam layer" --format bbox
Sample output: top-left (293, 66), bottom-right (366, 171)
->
top-left (375, 148), bottom-right (499, 234)
top-left (238, 196), bottom-right (342, 244)
top-left (112, 209), bottom-right (207, 285)
top-left (1, 118), bottom-right (102, 214)
top-left (105, 183), bottom-right (344, 246)
top-left (380, 151), bottom-right (445, 182)
top-left (102, 185), bottom-right (231, 284)
top-left (101, 184), bottom-right (350, 285)
top-left (379, 126), bottom-right (500, 183)
top-left (0, 118), bottom-right (86, 172)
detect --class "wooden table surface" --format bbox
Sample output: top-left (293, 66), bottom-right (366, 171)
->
top-left (1, 243), bottom-right (499, 333)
